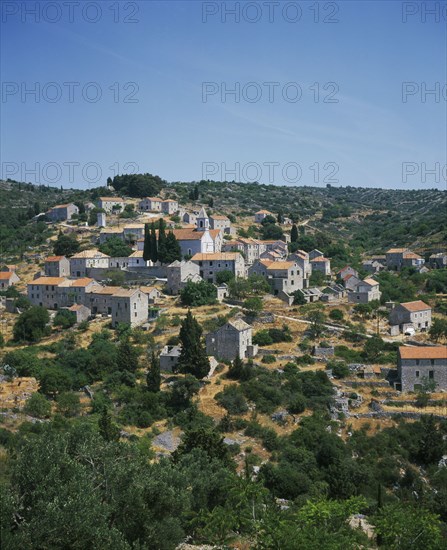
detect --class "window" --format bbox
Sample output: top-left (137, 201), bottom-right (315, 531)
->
top-left (416, 359), bottom-right (420, 366)
top-left (430, 359), bottom-right (435, 365)
top-left (415, 370), bottom-right (420, 378)
top-left (429, 371), bottom-right (434, 379)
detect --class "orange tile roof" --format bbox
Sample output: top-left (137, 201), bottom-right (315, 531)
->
top-left (87, 286), bottom-right (117, 295)
top-left (210, 215), bottom-right (229, 220)
top-left (403, 252), bottom-right (423, 259)
top-left (399, 346), bottom-right (447, 360)
top-left (387, 248), bottom-right (407, 253)
top-left (256, 210), bottom-right (273, 214)
top-left (400, 300), bottom-right (430, 312)
top-left (363, 278), bottom-right (379, 286)
top-left (311, 256), bottom-right (329, 262)
top-left (0, 272), bottom-right (14, 280)
top-left (140, 286), bottom-right (160, 294)
top-left (267, 261), bottom-right (295, 270)
top-left (191, 253), bottom-right (242, 261)
top-left (45, 256), bottom-right (66, 262)
top-left (59, 278), bottom-right (95, 288)
top-left (162, 199), bottom-right (178, 203)
top-left (111, 288), bottom-right (140, 298)
top-left (30, 277), bottom-right (66, 285)
top-left (99, 197), bottom-right (124, 202)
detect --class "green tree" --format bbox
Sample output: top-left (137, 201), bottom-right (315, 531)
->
top-left (99, 236), bottom-right (132, 257)
top-left (150, 222), bottom-right (158, 263)
top-left (164, 231), bottom-right (182, 264)
top-left (143, 223), bottom-right (152, 262)
top-left (53, 231), bottom-right (80, 257)
top-left (180, 280), bottom-right (217, 307)
top-left (307, 310), bottom-right (326, 339)
top-left (157, 218), bottom-right (167, 263)
top-left (98, 408), bottom-right (121, 442)
top-left (215, 270), bottom-right (234, 285)
top-left (178, 310), bottom-right (210, 379)
top-left (117, 336), bottom-right (140, 373)
top-left (374, 504), bottom-right (443, 550)
top-left (24, 392), bottom-right (52, 418)
top-left (292, 290), bottom-right (306, 305)
top-left (291, 224), bottom-right (299, 243)
top-left (146, 352), bottom-right (161, 392)
top-left (243, 296), bottom-right (263, 316)
top-left (53, 309), bottom-right (77, 329)
top-left (13, 306), bottom-right (50, 342)
top-left (56, 392), bottom-right (81, 417)
top-left (429, 318), bottom-right (447, 342)
top-left (329, 309), bottom-right (344, 321)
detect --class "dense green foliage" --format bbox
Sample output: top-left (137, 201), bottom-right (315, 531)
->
top-left (180, 280), bottom-right (217, 307)
top-left (13, 306), bottom-right (50, 342)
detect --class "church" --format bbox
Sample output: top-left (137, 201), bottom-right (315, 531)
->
top-left (137, 207), bottom-right (222, 258)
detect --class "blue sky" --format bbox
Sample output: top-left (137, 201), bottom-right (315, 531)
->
top-left (1, 0), bottom-right (446, 189)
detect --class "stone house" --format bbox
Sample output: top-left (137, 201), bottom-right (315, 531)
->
top-left (389, 300), bottom-right (432, 334)
top-left (98, 197), bottom-right (125, 213)
top-left (110, 288), bottom-right (148, 328)
top-left (397, 346), bottom-right (447, 392)
top-left (266, 261), bottom-right (303, 295)
top-left (86, 286), bottom-right (117, 315)
top-left (166, 260), bottom-right (201, 294)
top-left (108, 257), bottom-right (129, 270)
top-left (0, 270), bottom-right (20, 290)
top-left (206, 319), bottom-right (258, 361)
top-left (428, 252), bottom-right (447, 269)
top-left (248, 259), bottom-right (274, 278)
top-left (222, 238), bottom-right (266, 265)
top-left (385, 248), bottom-right (423, 270)
top-left (362, 260), bottom-right (386, 274)
top-left (348, 278), bottom-right (381, 304)
top-left (161, 199), bottom-right (179, 214)
top-left (44, 256), bottom-right (70, 277)
top-left (27, 277), bottom-right (67, 308)
top-left (56, 278), bottom-right (97, 308)
top-left (191, 252), bottom-right (246, 283)
top-left (337, 266), bottom-right (358, 280)
top-left (288, 251), bottom-right (312, 287)
top-left (62, 304), bottom-right (91, 324)
top-left (70, 250), bottom-right (110, 277)
top-left (123, 224), bottom-right (146, 242)
top-left (320, 284), bottom-right (346, 303)
top-left (342, 274), bottom-right (362, 291)
top-left (159, 345), bottom-right (181, 372)
top-left (210, 214), bottom-right (231, 234)
top-left (401, 252), bottom-right (424, 269)
top-left (138, 197), bottom-right (163, 212)
top-left (140, 286), bottom-right (162, 304)
top-left (27, 277), bottom-right (97, 309)
top-left (128, 251), bottom-right (151, 268)
top-left (47, 203), bottom-right (79, 222)
top-left (182, 211), bottom-right (197, 225)
top-left (260, 249), bottom-right (283, 262)
top-left (310, 256), bottom-right (331, 277)
top-left (254, 210), bottom-right (274, 223)
top-left (309, 249), bottom-right (324, 260)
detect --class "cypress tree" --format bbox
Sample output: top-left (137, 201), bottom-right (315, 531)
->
top-left (150, 222), bottom-right (158, 263)
top-left (117, 336), bottom-right (139, 373)
top-left (157, 218), bottom-right (167, 263)
top-left (194, 185), bottom-right (199, 200)
top-left (178, 310), bottom-right (210, 379)
top-left (164, 231), bottom-right (182, 264)
top-left (146, 352), bottom-right (161, 392)
top-left (291, 224), bottom-right (298, 243)
top-left (98, 408), bottom-right (120, 442)
top-left (143, 223), bottom-right (152, 262)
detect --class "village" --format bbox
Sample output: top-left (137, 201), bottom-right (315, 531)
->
top-left (1, 187), bottom-right (446, 450)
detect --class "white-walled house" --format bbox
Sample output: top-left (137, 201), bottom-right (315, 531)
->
top-left (128, 251), bottom-right (151, 268)
top-left (98, 197), bottom-right (125, 213)
top-left (139, 197), bottom-right (163, 211)
top-left (47, 203), bottom-right (79, 222)
top-left (0, 270), bottom-right (20, 290)
top-left (254, 210), bottom-right (274, 223)
top-left (161, 199), bottom-right (179, 214)
top-left (191, 252), bottom-right (245, 283)
top-left (70, 250), bottom-right (110, 277)
top-left (44, 256), bottom-right (70, 277)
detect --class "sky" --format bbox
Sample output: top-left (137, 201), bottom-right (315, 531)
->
top-left (1, 0), bottom-right (446, 190)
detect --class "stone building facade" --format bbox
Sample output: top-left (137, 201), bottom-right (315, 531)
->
top-left (206, 319), bottom-right (258, 361)
top-left (397, 346), bottom-right (447, 392)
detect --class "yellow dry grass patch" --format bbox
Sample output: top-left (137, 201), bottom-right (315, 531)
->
top-left (0, 376), bottom-right (39, 410)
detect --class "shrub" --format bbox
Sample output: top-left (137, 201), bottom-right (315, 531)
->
top-left (329, 309), bottom-right (344, 321)
top-left (180, 280), bottom-right (217, 307)
top-left (53, 309), bottom-right (76, 329)
top-left (262, 355), bottom-right (276, 364)
top-left (23, 393), bottom-right (52, 418)
top-left (56, 392), bottom-right (81, 417)
top-left (328, 360), bottom-right (350, 379)
top-left (215, 385), bottom-right (248, 414)
top-left (253, 330), bottom-right (273, 346)
top-left (287, 394), bottom-right (306, 414)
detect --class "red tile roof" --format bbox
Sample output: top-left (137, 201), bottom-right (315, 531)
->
top-left (399, 346), bottom-right (447, 360)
